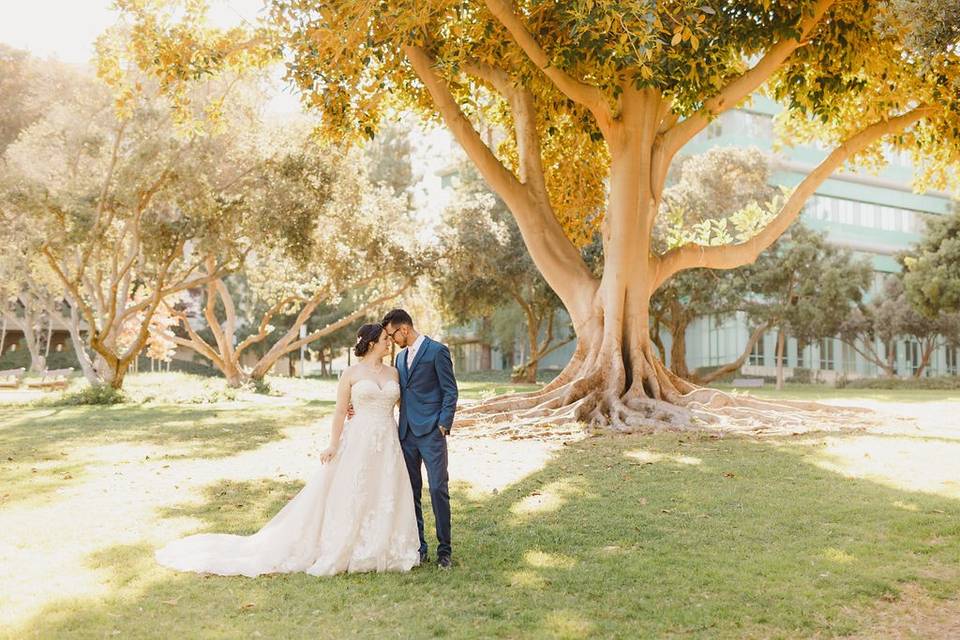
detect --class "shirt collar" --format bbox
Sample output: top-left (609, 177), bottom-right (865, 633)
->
top-left (409, 334), bottom-right (426, 353)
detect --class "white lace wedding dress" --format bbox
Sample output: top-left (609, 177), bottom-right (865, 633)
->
top-left (155, 379), bottom-right (421, 576)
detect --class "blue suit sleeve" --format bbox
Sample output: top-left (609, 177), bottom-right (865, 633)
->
top-left (434, 343), bottom-right (458, 429)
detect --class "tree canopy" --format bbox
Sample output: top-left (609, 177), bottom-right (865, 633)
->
top-left (117, 0), bottom-right (960, 431)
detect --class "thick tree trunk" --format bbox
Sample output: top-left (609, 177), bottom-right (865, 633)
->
top-left (460, 94), bottom-right (701, 429)
top-left (512, 313), bottom-right (541, 384)
top-left (480, 316), bottom-right (493, 370)
top-left (775, 329), bottom-right (786, 390)
top-left (884, 340), bottom-right (898, 377)
top-left (480, 343), bottom-right (493, 371)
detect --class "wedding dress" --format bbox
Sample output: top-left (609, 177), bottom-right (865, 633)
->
top-left (155, 379), bottom-right (421, 576)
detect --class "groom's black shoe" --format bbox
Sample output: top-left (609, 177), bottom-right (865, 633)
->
top-left (419, 551), bottom-right (429, 566)
top-left (437, 555), bottom-right (452, 570)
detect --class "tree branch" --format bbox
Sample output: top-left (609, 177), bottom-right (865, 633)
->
top-left (250, 280), bottom-right (413, 378)
top-left (653, 105), bottom-right (935, 289)
top-left (483, 0), bottom-right (613, 130)
top-left (660, 0), bottom-right (837, 158)
top-left (404, 44), bottom-right (598, 325)
top-left (463, 61), bottom-right (549, 199)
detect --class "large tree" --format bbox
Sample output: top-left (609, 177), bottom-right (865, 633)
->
top-left (121, 0), bottom-right (960, 430)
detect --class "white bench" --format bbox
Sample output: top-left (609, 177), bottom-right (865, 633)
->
top-left (0, 368), bottom-right (27, 389)
top-left (732, 377), bottom-right (764, 388)
top-left (26, 368), bottom-right (74, 391)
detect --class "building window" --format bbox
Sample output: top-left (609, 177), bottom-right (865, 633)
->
top-left (819, 338), bottom-right (835, 371)
top-left (905, 340), bottom-right (921, 376)
top-left (748, 332), bottom-right (765, 366)
top-left (947, 346), bottom-right (958, 376)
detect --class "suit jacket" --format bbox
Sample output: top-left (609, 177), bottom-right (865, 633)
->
top-left (396, 336), bottom-right (458, 440)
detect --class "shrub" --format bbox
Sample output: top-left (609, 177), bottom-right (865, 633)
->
top-left (836, 376), bottom-right (960, 390)
top-left (48, 384), bottom-right (127, 406)
top-left (0, 339), bottom-right (83, 371)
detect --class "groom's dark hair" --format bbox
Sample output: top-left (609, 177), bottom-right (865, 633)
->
top-left (382, 308), bottom-right (413, 328)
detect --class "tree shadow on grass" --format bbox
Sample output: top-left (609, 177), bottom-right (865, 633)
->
top-left (0, 402), bottom-right (336, 467)
top-left (15, 434), bottom-right (960, 639)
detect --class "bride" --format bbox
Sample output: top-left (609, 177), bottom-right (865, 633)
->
top-left (155, 323), bottom-right (421, 576)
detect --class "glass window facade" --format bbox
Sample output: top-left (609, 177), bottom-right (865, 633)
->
top-left (805, 195), bottom-right (930, 233)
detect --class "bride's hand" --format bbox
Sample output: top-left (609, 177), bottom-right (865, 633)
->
top-left (319, 447), bottom-right (337, 464)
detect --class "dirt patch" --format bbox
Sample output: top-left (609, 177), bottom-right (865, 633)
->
top-left (839, 583), bottom-right (960, 639)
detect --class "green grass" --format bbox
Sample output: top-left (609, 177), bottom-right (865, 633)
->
top-left (2, 374), bottom-right (959, 638)
top-left (10, 434), bottom-right (960, 639)
top-left (714, 383), bottom-right (960, 403)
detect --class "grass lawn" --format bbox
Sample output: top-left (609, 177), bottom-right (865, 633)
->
top-left (713, 383), bottom-right (960, 404)
top-left (2, 374), bottom-right (959, 639)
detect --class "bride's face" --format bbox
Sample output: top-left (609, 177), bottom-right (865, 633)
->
top-left (369, 328), bottom-right (390, 359)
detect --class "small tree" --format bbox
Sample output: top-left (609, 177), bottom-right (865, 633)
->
top-left (745, 224), bottom-right (871, 389)
top-left (651, 147), bottom-right (777, 382)
top-left (169, 145), bottom-right (420, 386)
top-left (2, 31), bottom-right (268, 388)
top-left (902, 206), bottom-right (960, 319)
top-left (841, 275), bottom-right (959, 378)
top-left (434, 165), bottom-right (572, 383)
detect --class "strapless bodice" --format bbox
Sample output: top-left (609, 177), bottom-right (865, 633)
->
top-left (350, 379), bottom-right (400, 420)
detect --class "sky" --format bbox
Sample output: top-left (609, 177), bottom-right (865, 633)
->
top-left (0, 0), bottom-right (263, 64)
top-left (0, 0), bottom-right (300, 113)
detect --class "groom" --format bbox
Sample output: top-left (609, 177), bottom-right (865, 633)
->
top-left (382, 309), bottom-right (458, 569)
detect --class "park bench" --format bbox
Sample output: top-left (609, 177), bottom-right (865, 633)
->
top-left (0, 368), bottom-right (27, 389)
top-left (732, 377), bottom-right (764, 388)
top-left (25, 368), bottom-right (74, 391)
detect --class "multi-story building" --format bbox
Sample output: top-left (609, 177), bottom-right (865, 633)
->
top-left (680, 96), bottom-right (956, 381)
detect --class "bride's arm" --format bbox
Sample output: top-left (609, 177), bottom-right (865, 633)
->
top-left (319, 370), bottom-right (353, 463)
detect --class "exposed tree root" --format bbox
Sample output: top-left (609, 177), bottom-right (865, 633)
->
top-left (454, 364), bottom-right (878, 441)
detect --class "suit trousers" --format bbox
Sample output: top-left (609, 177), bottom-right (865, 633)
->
top-left (400, 427), bottom-right (451, 559)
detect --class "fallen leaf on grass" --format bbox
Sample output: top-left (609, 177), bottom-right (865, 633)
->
top-left (161, 598), bottom-right (180, 606)
top-left (723, 472), bottom-right (735, 478)
top-left (240, 602), bottom-right (256, 610)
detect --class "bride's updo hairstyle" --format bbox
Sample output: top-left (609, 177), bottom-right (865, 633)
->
top-left (354, 323), bottom-right (384, 358)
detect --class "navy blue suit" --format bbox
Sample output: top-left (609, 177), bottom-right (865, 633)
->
top-left (396, 336), bottom-right (458, 559)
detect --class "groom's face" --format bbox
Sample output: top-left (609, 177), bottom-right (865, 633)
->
top-left (385, 322), bottom-right (411, 348)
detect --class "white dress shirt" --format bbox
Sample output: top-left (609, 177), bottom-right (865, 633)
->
top-left (406, 334), bottom-right (426, 369)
